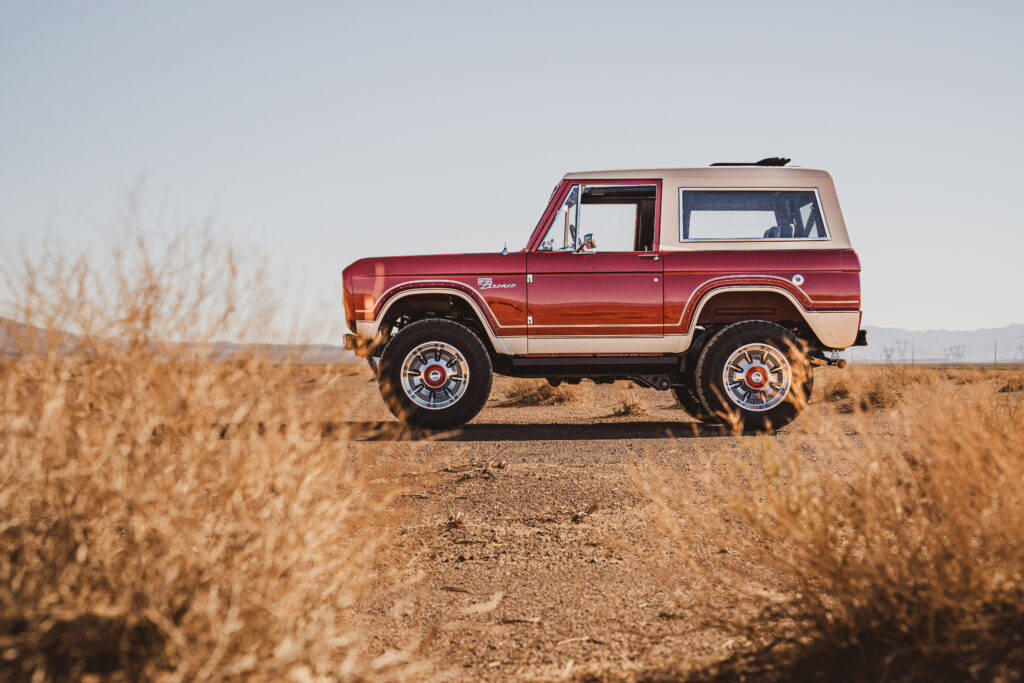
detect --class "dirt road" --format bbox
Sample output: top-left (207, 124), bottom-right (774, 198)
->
top-left (341, 367), bottom-right (762, 680)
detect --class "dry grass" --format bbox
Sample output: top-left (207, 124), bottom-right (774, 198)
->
top-left (612, 389), bottom-right (647, 417)
top-left (819, 363), bottom-right (909, 411)
top-left (496, 378), bottom-right (582, 407)
top-left (646, 365), bottom-right (1024, 681)
top-left (0, 232), bottom-right (417, 680)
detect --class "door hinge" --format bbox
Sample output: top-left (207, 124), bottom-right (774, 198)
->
top-left (527, 315), bottom-right (533, 325)
top-left (526, 274), bottom-right (533, 283)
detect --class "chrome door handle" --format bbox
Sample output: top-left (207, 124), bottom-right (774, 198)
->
top-left (637, 253), bottom-right (660, 260)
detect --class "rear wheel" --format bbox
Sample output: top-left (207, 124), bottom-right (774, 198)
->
top-left (378, 319), bottom-right (492, 429)
top-left (695, 321), bottom-right (813, 431)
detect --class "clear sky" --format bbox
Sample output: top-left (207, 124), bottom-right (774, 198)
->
top-left (2, 1), bottom-right (1022, 341)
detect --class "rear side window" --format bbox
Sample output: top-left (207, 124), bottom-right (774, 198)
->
top-left (680, 189), bottom-right (829, 241)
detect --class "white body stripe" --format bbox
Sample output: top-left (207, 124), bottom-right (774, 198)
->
top-left (359, 281), bottom-right (860, 355)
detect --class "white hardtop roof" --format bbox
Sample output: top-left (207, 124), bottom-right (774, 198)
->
top-left (560, 166), bottom-right (851, 250)
top-left (563, 166), bottom-right (833, 182)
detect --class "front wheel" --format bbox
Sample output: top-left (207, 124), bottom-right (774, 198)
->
top-left (377, 318), bottom-right (493, 429)
top-left (672, 382), bottom-right (713, 422)
top-left (695, 321), bottom-right (813, 431)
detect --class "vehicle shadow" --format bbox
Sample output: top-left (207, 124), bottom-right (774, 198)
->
top-left (339, 420), bottom-right (736, 442)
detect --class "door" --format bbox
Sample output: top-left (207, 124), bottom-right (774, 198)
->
top-left (526, 182), bottom-right (663, 353)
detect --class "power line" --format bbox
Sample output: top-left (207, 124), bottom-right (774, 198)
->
top-left (895, 339), bottom-right (911, 363)
top-left (944, 344), bottom-right (966, 364)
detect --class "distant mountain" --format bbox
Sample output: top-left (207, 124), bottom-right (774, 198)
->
top-left (0, 317), bottom-right (356, 365)
top-left (851, 323), bottom-right (1024, 364)
top-left (203, 341), bottom-right (355, 365)
top-left (0, 316), bottom-right (78, 356)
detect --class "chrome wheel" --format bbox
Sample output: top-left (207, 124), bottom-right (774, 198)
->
top-left (721, 342), bottom-right (791, 412)
top-left (400, 341), bottom-right (470, 410)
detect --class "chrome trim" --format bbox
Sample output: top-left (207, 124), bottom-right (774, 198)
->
top-left (528, 323), bottom-right (662, 328)
top-left (400, 341), bottom-right (470, 410)
top-left (678, 187), bottom-right (832, 242)
top-left (721, 342), bottom-right (792, 412)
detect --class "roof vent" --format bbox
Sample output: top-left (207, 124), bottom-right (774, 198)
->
top-left (710, 157), bottom-right (791, 167)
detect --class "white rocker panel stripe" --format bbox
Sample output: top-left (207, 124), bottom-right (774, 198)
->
top-left (358, 283), bottom-right (860, 355)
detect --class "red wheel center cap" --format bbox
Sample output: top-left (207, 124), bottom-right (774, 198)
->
top-left (744, 366), bottom-right (769, 390)
top-left (423, 364), bottom-right (448, 388)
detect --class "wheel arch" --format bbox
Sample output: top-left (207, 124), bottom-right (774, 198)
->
top-left (689, 285), bottom-right (847, 349)
top-left (372, 288), bottom-right (511, 355)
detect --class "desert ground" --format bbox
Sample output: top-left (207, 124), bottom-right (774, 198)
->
top-left (5, 335), bottom-right (1023, 680)
top-left (345, 367), bottom-right (738, 681)
top-left (333, 363), bottom-right (1023, 681)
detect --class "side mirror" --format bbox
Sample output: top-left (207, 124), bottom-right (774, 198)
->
top-left (577, 233), bottom-right (596, 253)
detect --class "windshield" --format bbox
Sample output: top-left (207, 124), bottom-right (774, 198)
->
top-left (536, 185), bottom-right (580, 251)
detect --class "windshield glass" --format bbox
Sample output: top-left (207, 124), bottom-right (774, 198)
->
top-left (536, 185), bottom-right (580, 251)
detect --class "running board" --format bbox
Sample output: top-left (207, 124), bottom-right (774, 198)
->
top-left (504, 355), bottom-right (681, 378)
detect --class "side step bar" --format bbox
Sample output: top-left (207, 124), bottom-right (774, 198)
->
top-left (505, 355), bottom-right (681, 378)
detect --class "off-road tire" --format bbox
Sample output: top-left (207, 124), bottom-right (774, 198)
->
top-left (695, 320), bottom-right (813, 431)
top-left (672, 382), bottom-right (713, 422)
top-left (378, 318), bottom-right (492, 429)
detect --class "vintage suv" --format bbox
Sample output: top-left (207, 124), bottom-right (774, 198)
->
top-left (343, 158), bottom-right (865, 430)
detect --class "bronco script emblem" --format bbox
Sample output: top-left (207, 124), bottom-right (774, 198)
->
top-left (477, 277), bottom-right (516, 290)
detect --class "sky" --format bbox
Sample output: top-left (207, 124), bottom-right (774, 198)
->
top-left (2, 0), bottom-right (1023, 342)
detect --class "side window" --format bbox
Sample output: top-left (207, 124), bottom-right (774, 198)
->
top-left (536, 184), bottom-right (658, 252)
top-left (680, 189), bottom-right (829, 241)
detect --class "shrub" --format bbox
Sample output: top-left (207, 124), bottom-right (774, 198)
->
top-left (0, 231), bottom-right (410, 680)
top-left (648, 369), bottom-right (1024, 681)
top-left (497, 379), bottom-right (581, 407)
top-left (612, 389), bottom-right (647, 417)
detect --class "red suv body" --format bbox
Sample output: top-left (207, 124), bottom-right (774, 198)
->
top-left (344, 160), bottom-right (864, 430)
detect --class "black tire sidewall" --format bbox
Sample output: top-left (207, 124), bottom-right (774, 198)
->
top-left (672, 383), bottom-right (713, 422)
top-left (378, 319), bottom-right (492, 429)
top-left (696, 321), bottom-right (813, 431)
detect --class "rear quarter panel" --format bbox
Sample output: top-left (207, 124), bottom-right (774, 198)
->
top-left (664, 249), bottom-right (861, 334)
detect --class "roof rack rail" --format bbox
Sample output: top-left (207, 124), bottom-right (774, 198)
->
top-left (710, 157), bottom-right (791, 167)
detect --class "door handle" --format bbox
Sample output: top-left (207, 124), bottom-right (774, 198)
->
top-left (637, 253), bottom-right (660, 260)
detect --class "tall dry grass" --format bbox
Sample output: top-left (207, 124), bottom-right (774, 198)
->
top-left (646, 365), bottom-right (1024, 681)
top-left (0, 231), bottom-right (412, 680)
